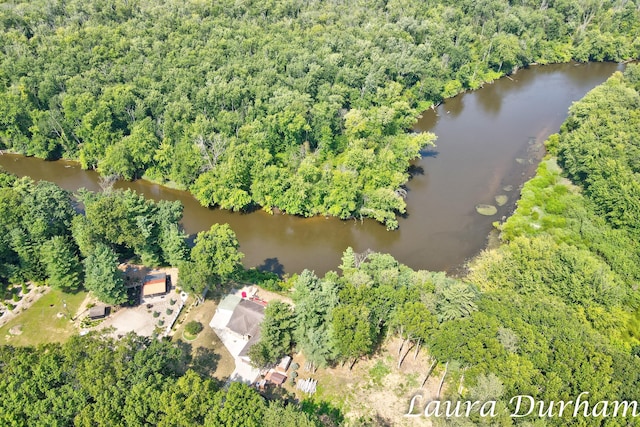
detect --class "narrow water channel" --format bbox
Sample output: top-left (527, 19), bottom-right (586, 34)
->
top-left (0, 62), bottom-right (622, 275)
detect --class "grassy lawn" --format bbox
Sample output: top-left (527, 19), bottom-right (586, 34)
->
top-left (171, 297), bottom-right (235, 381)
top-left (0, 288), bottom-right (87, 347)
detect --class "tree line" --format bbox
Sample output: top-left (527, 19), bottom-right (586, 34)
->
top-left (249, 249), bottom-right (478, 372)
top-left (0, 0), bottom-right (638, 228)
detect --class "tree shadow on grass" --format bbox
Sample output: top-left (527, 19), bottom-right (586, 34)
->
top-left (300, 399), bottom-right (344, 427)
top-left (353, 414), bottom-right (394, 426)
top-left (191, 346), bottom-right (222, 379)
top-left (173, 339), bottom-right (225, 388)
top-left (172, 339), bottom-right (194, 374)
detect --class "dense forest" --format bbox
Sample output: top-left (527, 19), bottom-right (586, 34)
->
top-left (0, 333), bottom-right (321, 426)
top-left (246, 66), bottom-right (640, 425)
top-left (1, 0), bottom-right (638, 228)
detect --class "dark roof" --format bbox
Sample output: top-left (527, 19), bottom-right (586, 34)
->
top-left (88, 306), bottom-right (108, 319)
top-left (269, 372), bottom-right (287, 385)
top-left (225, 299), bottom-right (265, 337)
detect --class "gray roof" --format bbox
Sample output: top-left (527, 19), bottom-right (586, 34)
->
top-left (88, 306), bottom-right (107, 318)
top-left (225, 299), bottom-right (265, 337)
top-left (239, 332), bottom-right (262, 358)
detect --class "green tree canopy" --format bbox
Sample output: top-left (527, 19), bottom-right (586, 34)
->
top-left (40, 236), bottom-right (82, 292)
top-left (249, 301), bottom-right (295, 367)
top-left (83, 243), bottom-right (126, 304)
top-left (181, 224), bottom-right (244, 294)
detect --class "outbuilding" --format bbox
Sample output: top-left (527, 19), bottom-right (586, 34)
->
top-left (142, 273), bottom-right (168, 297)
top-left (88, 305), bottom-right (109, 320)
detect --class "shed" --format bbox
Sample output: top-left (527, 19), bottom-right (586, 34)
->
top-left (267, 371), bottom-right (287, 385)
top-left (276, 355), bottom-right (292, 374)
top-left (88, 306), bottom-right (109, 320)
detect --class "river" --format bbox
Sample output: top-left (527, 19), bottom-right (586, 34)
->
top-left (0, 62), bottom-right (622, 275)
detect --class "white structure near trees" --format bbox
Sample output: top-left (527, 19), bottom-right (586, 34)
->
top-left (209, 294), bottom-right (265, 383)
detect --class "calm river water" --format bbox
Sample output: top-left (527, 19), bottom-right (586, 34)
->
top-left (0, 62), bottom-right (622, 275)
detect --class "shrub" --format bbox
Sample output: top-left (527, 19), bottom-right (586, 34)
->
top-left (153, 311), bottom-right (160, 318)
top-left (237, 268), bottom-right (284, 291)
top-left (369, 360), bottom-right (391, 386)
top-left (166, 308), bottom-right (173, 316)
top-left (185, 321), bottom-right (203, 336)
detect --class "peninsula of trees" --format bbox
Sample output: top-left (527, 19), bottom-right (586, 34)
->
top-left (0, 0), bottom-right (638, 228)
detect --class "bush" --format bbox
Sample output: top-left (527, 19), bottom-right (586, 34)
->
top-left (153, 311), bottom-right (160, 318)
top-left (260, 278), bottom-right (284, 292)
top-left (237, 268), bottom-right (284, 291)
top-left (166, 308), bottom-right (173, 316)
top-left (158, 319), bottom-right (165, 327)
top-left (169, 298), bottom-right (176, 306)
top-left (185, 321), bottom-right (203, 336)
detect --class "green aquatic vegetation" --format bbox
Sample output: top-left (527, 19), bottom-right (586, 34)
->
top-left (495, 195), bottom-right (508, 206)
top-left (476, 204), bottom-right (498, 216)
